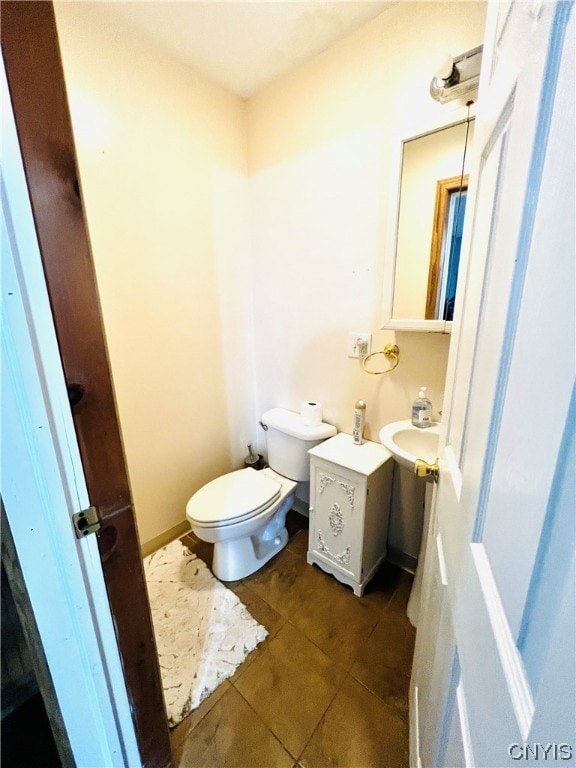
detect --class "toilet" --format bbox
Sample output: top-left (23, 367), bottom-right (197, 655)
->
top-left (185, 408), bottom-right (337, 581)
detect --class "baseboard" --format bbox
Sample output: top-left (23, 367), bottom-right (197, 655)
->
top-left (410, 683), bottom-right (421, 768)
top-left (141, 520), bottom-right (191, 558)
top-left (387, 546), bottom-right (418, 575)
top-left (292, 497), bottom-right (310, 518)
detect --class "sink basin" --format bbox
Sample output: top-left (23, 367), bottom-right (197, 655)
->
top-left (379, 419), bottom-right (441, 470)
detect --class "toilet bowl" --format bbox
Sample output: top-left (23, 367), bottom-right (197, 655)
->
top-left (186, 467), bottom-right (296, 581)
top-left (185, 408), bottom-right (337, 581)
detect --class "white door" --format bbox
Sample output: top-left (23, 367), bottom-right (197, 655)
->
top-left (1, 59), bottom-right (141, 767)
top-left (411, 2), bottom-right (575, 767)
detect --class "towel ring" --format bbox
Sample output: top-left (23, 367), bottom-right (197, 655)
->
top-left (362, 344), bottom-right (400, 375)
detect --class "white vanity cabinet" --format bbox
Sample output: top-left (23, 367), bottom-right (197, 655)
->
top-left (307, 433), bottom-right (393, 596)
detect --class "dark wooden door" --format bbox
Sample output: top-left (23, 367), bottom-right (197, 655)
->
top-left (1, 4), bottom-right (172, 766)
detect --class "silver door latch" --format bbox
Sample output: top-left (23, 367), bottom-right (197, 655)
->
top-left (72, 506), bottom-right (101, 538)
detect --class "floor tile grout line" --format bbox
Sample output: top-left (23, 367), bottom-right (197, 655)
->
top-left (232, 682), bottom-right (298, 762)
top-left (293, 667), bottom-right (348, 765)
top-left (236, 577), bottom-right (401, 678)
top-left (172, 515), bottom-right (413, 766)
top-left (230, 618), bottom-right (353, 763)
top-left (283, 618), bottom-right (361, 675)
top-left (348, 671), bottom-right (412, 723)
top-left (169, 681), bottom-right (232, 754)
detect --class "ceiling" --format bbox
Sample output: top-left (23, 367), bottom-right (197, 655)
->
top-left (109, 2), bottom-right (395, 99)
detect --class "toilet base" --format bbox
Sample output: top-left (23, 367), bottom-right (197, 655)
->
top-left (211, 495), bottom-right (292, 581)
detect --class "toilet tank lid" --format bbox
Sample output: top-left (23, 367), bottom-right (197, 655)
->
top-left (262, 408), bottom-right (337, 441)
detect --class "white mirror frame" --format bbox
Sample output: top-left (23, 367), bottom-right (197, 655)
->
top-left (381, 103), bottom-right (477, 333)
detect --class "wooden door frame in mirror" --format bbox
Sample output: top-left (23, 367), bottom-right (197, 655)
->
top-left (381, 104), bottom-right (476, 333)
top-left (1, 4), bottom-right (173, 766)
top-left (425, 173), bottom-right (469, 319)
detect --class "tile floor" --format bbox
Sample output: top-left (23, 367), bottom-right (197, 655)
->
top-left (171, 510), bottom-right (416, 768)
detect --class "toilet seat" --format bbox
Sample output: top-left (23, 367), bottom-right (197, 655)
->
top-left (186, 468), bottom-right (282, 529)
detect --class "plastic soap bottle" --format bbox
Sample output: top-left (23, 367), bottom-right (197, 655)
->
top-left (412, 387), bottom-right (433, 429)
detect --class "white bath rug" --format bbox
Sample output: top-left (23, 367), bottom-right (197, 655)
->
top-left (143, 539), bottom-right (268, 727)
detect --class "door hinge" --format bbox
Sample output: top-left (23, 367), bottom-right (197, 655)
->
top-left (72, 506), bottom-right (101, 538)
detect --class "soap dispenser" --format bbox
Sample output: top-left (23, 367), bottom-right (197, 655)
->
top-left (412, 387), bottom-right (432, 429)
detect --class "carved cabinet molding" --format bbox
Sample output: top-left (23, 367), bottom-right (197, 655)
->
top-left (307, 433), bottom-right (394, 596)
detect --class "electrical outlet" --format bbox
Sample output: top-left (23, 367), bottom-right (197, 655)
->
top-left (347, 332), bottom-right (372, 359)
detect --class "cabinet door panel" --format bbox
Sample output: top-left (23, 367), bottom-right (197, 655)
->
top-left (310, 462), bottom-right (364, 580)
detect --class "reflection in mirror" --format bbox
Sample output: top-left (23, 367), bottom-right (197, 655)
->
top-left (390, 118), bottom-right (475, 325)
top-left (426, 173), bottom-right (468, 320)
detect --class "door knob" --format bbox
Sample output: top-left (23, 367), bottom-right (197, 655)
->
top-left (414, 458), bottom-right (439, 483)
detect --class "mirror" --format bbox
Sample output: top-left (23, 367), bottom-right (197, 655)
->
top-left (382, 110), bottom-right (475, 332)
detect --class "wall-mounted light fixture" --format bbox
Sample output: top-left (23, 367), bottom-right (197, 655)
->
top-left (430, 45), bottom-right (483, 104)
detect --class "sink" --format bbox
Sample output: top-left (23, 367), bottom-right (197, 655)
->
top-left (379, 419), bottom-right (441, 471)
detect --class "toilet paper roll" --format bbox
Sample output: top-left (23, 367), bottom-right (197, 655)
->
top-left (301, 401), bottom-right (323, 426)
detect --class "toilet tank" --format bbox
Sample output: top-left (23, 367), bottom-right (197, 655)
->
top-left (261, 408), bottom-right (337, 481)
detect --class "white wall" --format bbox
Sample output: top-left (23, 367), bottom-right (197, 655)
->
top-left (55, 1), bottom-right (486, 550)
top-left (248, 1), bottom-right (486, 452)
top-left (55, 3), bottom-right (252, 549)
